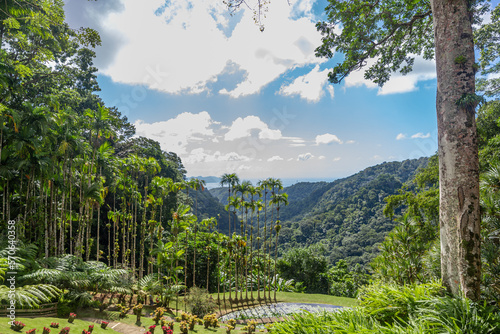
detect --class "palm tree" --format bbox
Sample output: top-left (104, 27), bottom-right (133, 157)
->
top-left (188, 178), bottom-right (206, 287)
top-left (254, 199), bottom-right (264, 301)
top-left (225, 195), bottom-right (240, 302)
top-left (138, 157), bottom-right (160, 279)
top-left (265, 178), bottom-right (282, 299)
top-left (171, 204), bottom-right (195, 314)
top-left (204, 217), bottom-right (216, 292)
top-left (96, 142), bottom-right (113, 261)
top-left (257, 178), bottom-right (271, 302)
top-left (220, 173), bottom-right (240, 235)
top-left (270, 192), bottom-right (288, 302)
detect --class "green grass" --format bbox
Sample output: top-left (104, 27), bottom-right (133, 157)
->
top-left (7, 293), bottom-right (356, 334)
top-left (0, 317), bottom-right (120, 334)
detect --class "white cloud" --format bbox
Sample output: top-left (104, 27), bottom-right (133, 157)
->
top-left (279, 65), bottom-right (332, 102)
top-left (224, 116), bottom-right (282, 141)
top-left (297, 152), bottom-right (314, 161)
top-left (315, 133), bottom-right (343, 145)
top-left (327, 85), bottom-right (335, 99)
top-left (134, 111), bottom-right (216, 154)
top-left (345, 140), bottom-right (355, 144)
top-left (396, 133), bottom-right (407, 140)
top-left (345, 56), bottom-right (436, 95)
top-left (268, 155), bottom-right (284, 162)
top-left (185, 148), bottom-right (252, 164)
top-left (238, 165), bottom-right (251, 171)
top-left (397, 132), bottom-right (431, 140)
top-left (411, 132), bottom-right (431, 139)
top-left (100, 0), bottom-right (325, 96)
top-left (318, 155), bottom-right (326, 160)
top-left (333, 157), bottom-right (342, 161)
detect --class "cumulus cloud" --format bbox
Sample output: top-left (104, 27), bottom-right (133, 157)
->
top-left (279, 65), bottom-right (332, 102)
top-left (134, 111), bottom-right (216, 154)
top-left (268, 155), bottom-right (284, 162)
top-left (224, 116), bottom-right (282, 141)
top-left (396, 133), bottom-right (407, 140)
top-left (63, 0), bottom-right (125, 69)
top-left (345, 56), bottom-right (436, 95)
top-left (318, 155), bottom-right (326, 160)
top-left (411, 132), bottom-right (431, 139)
top-left (185, 148), bottom-right (252, 164)
top-left (94, 0), bottom-right (325, 96)
top-left (315, 133), bottom-right (343, 145)
top-left (333, 157), bottom-right (342, 161)
top-left (397, 132), bottom-right (431, 140)
top-left (298, 152), bottom-right (314, 161)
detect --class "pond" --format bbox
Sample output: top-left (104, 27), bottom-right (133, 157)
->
top-left (219, 302), bottom-right (344, 321)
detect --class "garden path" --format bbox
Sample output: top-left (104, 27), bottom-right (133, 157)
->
top-left (82, 318), bottom-right (146, 334)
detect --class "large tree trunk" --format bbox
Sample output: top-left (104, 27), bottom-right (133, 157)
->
top-left (431, 0), bottom-right (481, 300)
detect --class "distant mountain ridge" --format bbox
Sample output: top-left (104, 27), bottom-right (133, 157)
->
top-left (189, 176), bottom-right (221, 184)
top-left (206, 157), bottom-right (429, 267)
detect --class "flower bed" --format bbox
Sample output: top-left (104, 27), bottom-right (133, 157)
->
top-left (219, 302), bottom-right (343, 322)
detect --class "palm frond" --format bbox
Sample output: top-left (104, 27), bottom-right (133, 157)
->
top-left (0, 284), bottom-right (61, 309)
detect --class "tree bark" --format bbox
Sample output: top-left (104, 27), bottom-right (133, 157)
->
top-left (430, 0), bottom-right (481, 300)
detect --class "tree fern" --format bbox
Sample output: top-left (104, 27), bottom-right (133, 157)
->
top-left (0, 284), bottom-right (61, 308)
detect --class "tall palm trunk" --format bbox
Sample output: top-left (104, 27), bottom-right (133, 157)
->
top-left (44, 178), bottom-right (48, 258)
top-left (193, 218), bottom-right (197, 287)
top-left (132, 192), bottom-right (138, 275)
top-left (69, 160), bottom-right (73, 255)
top-left (139, 175), bottom-right (149, 279)
top-left (217, 221), bottom-right (222, 312)
top-left (97, 166), bottom-right (102, 261)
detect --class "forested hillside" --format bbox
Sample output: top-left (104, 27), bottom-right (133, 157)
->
top-left (208, 158), bottom-right (428, 267)
top-left (186, 187), bottom-right (231, 233)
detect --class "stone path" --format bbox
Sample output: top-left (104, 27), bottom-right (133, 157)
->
top-left (82, 318), bottom-right (146, 334)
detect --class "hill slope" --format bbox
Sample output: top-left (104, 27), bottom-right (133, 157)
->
top-left (206, 158), bottom-right (428, 267)
top-left (280, 158), bottom-right (428, 266)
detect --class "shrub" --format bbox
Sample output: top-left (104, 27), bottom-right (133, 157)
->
top-left (68, 313), bottom-right (77, 323)
top-left (417, 296), bottom-right (500, 333)
top-left (358, 281), bottom-right (444, 324)
top-left (133, 303), bottom-right (143, 316)
top-left (244, 320), bottom-right (257, 333)
top-left (11, 321), bottom-right (26, 331)
top-left (117, 304), bottom-right (130, 318)
top-left (269, 282), bottom-right (500, 334)
top-left (161, 326), bottom-right (172, 334)
top-left (179, 321), bottom-right (188, 334)
top-left (43, 327), bottom-right (51, 334)
top-left (58, 327), bottom-right (70, 334)
top-left (225, 325), bottom-right (234, 334)
top-left (203, 313), bottom-right (219, 328)
top-left (152, 307), bottom-right (167, 324)
top-left (184, 286), bottom-right (216, 317)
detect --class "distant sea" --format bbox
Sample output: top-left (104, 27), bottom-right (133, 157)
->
top-left (203, 177), bottom-right (338, 190)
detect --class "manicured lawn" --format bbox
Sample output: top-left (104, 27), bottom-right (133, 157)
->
top-left (29, 292), bottom-right (356, 334)
top-left (0, 317), bottom-right (119, 334)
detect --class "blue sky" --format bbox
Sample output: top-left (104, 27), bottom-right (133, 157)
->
top-left (62, 0), bottom-right (461, 180)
